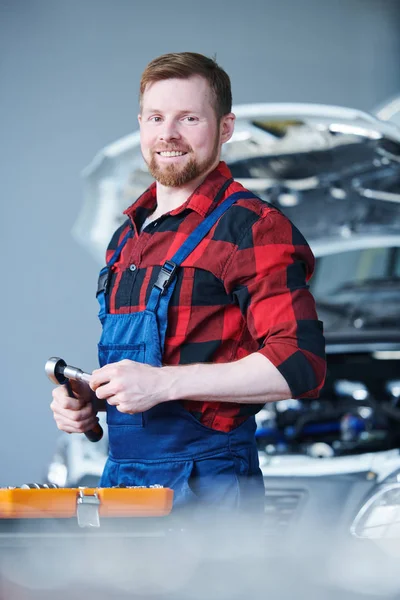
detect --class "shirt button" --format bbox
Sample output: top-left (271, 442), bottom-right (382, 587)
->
top-left (129, 264), bottom-right (137, 272)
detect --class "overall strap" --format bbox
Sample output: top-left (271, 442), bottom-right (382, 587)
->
top-left (97, 228), bottom-right (134, 320)
top-left (172, 191), bottom-right (256, 266)
top-left (146, 191), bottom-right (257, 314)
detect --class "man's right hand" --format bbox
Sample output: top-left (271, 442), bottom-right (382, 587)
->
top-left (50, 380), bottom-right (100, 434)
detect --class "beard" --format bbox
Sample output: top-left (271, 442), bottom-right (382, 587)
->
top-left (146, 135), bottom-right (220, 188)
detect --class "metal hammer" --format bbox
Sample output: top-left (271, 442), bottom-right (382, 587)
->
top-left (45, 357), bottom-right (103, 442)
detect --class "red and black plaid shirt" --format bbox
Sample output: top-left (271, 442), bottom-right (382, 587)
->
top-left (103, 162), bottom-right (326, 432)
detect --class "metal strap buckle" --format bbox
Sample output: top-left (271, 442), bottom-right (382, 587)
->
top-left (154, 261), bottom-right (177, 294)
top-left (96, 268), bottom-right (109, 297)
top-left (76, 489), bottom-right (100, 528)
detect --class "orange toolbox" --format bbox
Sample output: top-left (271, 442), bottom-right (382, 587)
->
top-left (0, 486), bottom-right (185, 598)
top-left (0, 485), bottom-right (173, 528)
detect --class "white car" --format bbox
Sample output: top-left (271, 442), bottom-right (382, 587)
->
top-left (46, 102), bottom-right (400, 592)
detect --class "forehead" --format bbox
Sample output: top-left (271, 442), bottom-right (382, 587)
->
top-left (141, 75), bottom-right (215, 113)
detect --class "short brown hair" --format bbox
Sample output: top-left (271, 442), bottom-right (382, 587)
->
top-left (139, 52), bottom-right (232, 120)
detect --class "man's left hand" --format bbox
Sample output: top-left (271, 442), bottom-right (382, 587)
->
top-left (89, 360), bottom-right (171, 413)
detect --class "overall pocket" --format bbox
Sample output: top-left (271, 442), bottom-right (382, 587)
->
top-left (98, 342), bottom-right (146, 427)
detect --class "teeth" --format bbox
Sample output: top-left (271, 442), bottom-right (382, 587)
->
top-left (159, 151), bottom-right (185, 157)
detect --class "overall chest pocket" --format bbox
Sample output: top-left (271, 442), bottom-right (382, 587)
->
top-left (98, 342), bottom-right (146, 366)
top-left (98, 342), bottom-right (145, 427)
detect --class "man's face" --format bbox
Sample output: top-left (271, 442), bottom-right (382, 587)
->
top-left (139, 75), bottom-right (234, 188)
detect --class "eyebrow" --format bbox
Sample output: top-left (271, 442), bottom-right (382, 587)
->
top-left (142, 108), bottom-right (202, 115)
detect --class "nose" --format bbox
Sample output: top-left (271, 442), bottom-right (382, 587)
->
top-left (159, 118), bottom-right (181, 142)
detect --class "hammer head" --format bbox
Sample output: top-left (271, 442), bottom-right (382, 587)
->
top-left (45, 357), bottom-right (68, 385)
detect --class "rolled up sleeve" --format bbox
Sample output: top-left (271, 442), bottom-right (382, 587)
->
top-left (223, 208), bottom-right (326, 398)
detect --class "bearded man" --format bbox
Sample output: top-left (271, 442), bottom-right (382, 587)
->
top-left (51, 52), bottom-right (326, 513)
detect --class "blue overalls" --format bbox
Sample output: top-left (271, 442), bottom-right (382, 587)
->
top-left (96, 192), bottom-right (265, 512)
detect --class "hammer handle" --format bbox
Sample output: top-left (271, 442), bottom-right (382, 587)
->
top-left (65, 381), bottom-right (103, 443)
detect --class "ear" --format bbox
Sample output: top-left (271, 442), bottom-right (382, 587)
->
top-left (138, 114), bottom-right (142, 125)
top-left (220, 113), bottom-right (236, 144)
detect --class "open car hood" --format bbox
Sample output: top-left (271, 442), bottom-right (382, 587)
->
top-left (48, 103), bottom-right (400, 487)
top-left (76, 102), bottom-right (400, 263)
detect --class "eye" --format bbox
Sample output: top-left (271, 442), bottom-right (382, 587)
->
top-left (182, 116), bottom-right (197, 123)
top-left (149, 116), bottom-right (162, 123)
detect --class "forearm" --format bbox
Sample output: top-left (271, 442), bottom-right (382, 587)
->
top-left (163, 353), bottom-right (292, 405)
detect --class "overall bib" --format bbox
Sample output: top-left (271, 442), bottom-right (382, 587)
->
top-left (96, 192), bottom-right (265, 511)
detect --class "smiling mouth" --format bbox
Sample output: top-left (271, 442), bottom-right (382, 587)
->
top-left (157, 151), bottom-right (187, 157)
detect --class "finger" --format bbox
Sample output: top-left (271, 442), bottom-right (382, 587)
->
top-left (90, 360), bottom-right (135, 391)
top-left (52, 383), bottom-right (85, 402)
top-left (52, 404), bottom-right (98, 426)
top-left (90, 365), bottom-right (114, 391)
top-left (105, 394), bottom-right (120, 407)
top-left (54, 414), bottom-right (99, 434)
top-left (69, 378), bottom-right (93, 401)
top-left (114, 400), bottom-right (140, 414)
top-left (52, 405), bottom-right (98, 428)
top-left (115, 403), bottom-right (132, 414)
top-left (94, 381), bottom-right (118, 400)
top-left (50, 401), bottom-right (95, 422)
top-left (52, 388), bottom-right (89, 411)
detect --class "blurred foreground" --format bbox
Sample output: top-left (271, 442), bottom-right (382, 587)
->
top-left (0, 508), bottom-right (399, 600)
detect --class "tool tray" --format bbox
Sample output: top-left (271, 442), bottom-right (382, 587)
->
top-left (0, 486), bottom-right (173, 529)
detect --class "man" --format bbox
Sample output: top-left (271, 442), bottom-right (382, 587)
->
top-left (51, 52), bottom-right (326, 511)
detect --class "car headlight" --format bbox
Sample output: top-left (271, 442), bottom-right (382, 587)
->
top-left (351, 480), bottom-right (400, 539)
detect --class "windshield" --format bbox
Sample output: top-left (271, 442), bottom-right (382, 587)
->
top-left (310, 246), bottom-right (400, 299)
top-left (310, 246), bottom-right (400, 330)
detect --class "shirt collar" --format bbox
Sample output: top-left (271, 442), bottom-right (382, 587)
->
top-left (123, 161), bottom-right (234, 224)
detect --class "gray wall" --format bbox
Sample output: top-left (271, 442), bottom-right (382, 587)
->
top-left (0, 0), bottom-right (399, 486)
